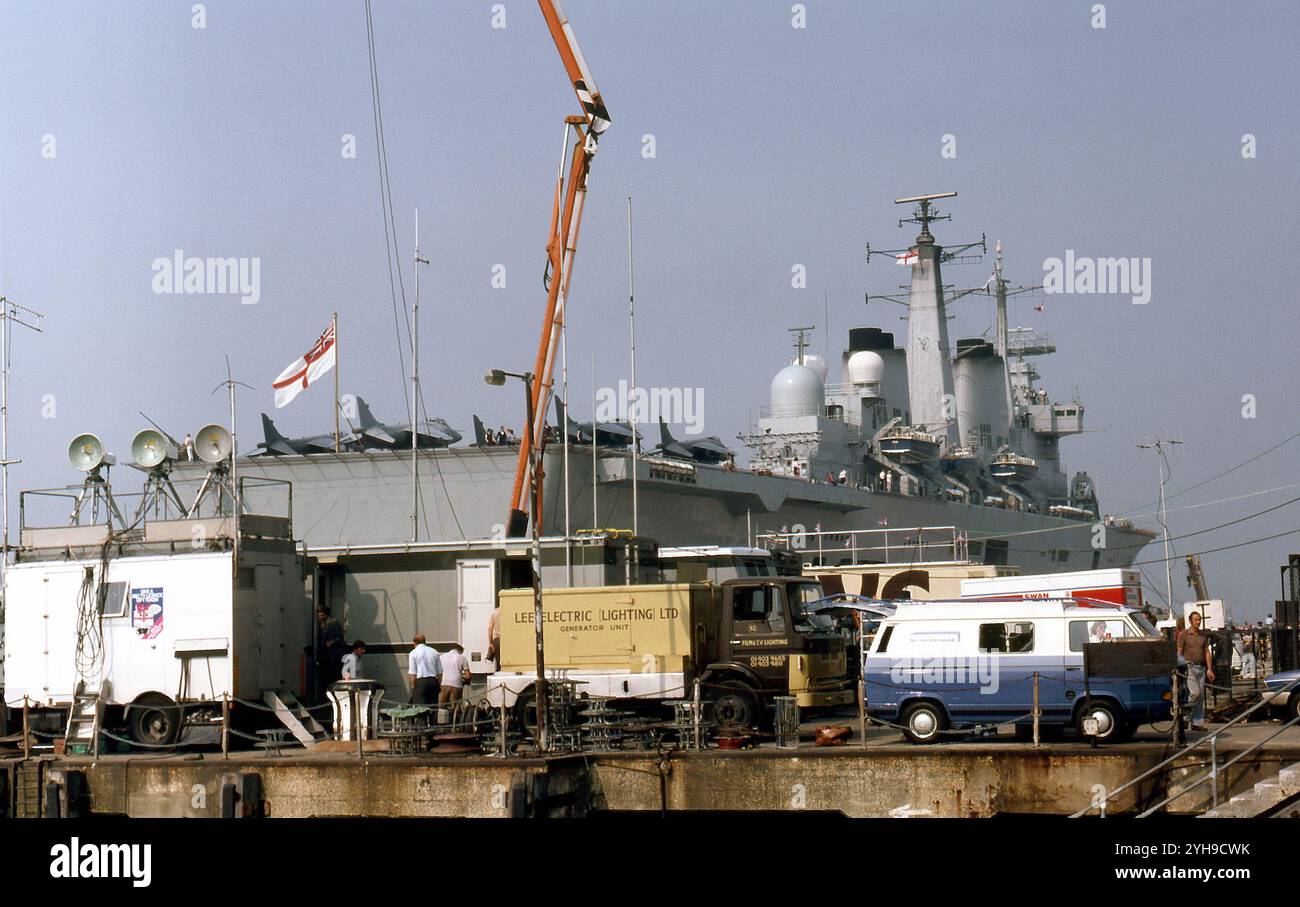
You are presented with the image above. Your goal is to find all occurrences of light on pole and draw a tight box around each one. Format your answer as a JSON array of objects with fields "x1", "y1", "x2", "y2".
[{"x1": 485, "y1": 368, "x2": 548, "y2": 751}]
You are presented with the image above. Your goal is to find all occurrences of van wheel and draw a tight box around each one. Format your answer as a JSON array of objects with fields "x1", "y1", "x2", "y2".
[
  {"x1": 1076, "y1": 700, "x2": 1123, "y2": 742},
  {"x1": 901, "y1": 701, "x2": 946, "y2": 744},
  {"x1": 709, "y1": 686, "x2": 759, "y2": 730},
  {"x1": 129, "y1": 694, "x2": 181, "y2": 747}
]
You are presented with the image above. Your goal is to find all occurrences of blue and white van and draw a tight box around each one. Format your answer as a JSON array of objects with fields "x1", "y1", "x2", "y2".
[{"x1": 863, "y1": 600, "x2": 1172, "y2": 743}]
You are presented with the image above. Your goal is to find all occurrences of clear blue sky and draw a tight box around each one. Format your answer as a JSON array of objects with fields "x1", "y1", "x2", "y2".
[{"x1": 2, "y1": 1, "x2": 1298, "y2": 618}]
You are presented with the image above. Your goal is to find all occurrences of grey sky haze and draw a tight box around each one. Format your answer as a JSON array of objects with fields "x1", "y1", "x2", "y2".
[{"x1": 2, "y1": 0, "x2": 1298, "y2": 618}]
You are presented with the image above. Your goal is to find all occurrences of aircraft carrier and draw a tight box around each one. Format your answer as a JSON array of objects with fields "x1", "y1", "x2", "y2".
[{"x1": 211, "y1": 193, "x2": 1155, "y2": 575}]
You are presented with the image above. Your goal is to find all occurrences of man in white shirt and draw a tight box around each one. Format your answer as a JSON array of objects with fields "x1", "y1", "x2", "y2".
[
  {"x1": 340, "y1": 640, "x2": 367, "y2": 680},
  {"x1": 439, "y1": 643, "x2": 470, "y2": 703},
  {"x1": 408, "y1": 634, "x2": 442, "y2": 704}
]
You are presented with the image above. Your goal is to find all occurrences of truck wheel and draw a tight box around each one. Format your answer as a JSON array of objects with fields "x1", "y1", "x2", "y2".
[
  {"x1": 709, "y1": 687, "x2": 758, "y2": 729},
  {"x1": 1076, "y1": 700, "x2": 1123, "y2": 742},
  {"x1": 901, "y1": 701, "x2": 946, "y2": 744},
  {"x1": 129, "y1": 694, "x2": 181, "y2": 747}
]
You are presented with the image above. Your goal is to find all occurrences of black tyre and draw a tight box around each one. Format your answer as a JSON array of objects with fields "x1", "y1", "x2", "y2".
[
  {"x1": 129, "y1": 694, "x2": 181, "y2": 747},
  {"x1": 709, "y1": 686, "x2": 759, "y2": 730},
  {"x1": 1075, "y1": 699, "x2": 1124, "y2": 742},
  {"x1": 513, "y1": 688, "x2": 538, "y2": 735},
  {"x1": 901, "y1": 700, "x2": 946, "y2": 744}
]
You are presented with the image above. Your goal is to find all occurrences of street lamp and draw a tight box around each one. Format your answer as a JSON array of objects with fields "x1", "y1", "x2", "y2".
[{"x1": 485, "y1": 367, "x2": 549, "y2": 751}]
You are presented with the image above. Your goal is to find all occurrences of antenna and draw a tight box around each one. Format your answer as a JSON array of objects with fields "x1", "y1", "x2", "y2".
[
  {"x1": 894, "y1": 191, "x2": 957, "y2": 240},
  {"x1": 412, "y1": 209, "x2": 429, "y2": 543},
  {"x1": 1137, "y1": 434, "x2": 1184, "y2": 616},
  {"x1": 787, "y1": 326, "x2": 816, "y2": 365},
  {"x1": 865, "y1": 192, "x2": 985, "y2": 265},
  {"x1": 0, "y1": 298, "x2": 43, "y2": 575},
  {"x1": 627, "y1": 194, "x2": 639, "y2": 539}
]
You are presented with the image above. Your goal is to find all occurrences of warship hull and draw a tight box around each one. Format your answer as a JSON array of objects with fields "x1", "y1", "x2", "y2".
[{"x1": 216, "y1": 446, "x2": 1152, "y2": 574}]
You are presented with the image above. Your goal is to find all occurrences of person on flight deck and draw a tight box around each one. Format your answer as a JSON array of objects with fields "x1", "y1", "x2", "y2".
[{"x1": 341, "y1": 640, "x2": 367, "y2": 680}]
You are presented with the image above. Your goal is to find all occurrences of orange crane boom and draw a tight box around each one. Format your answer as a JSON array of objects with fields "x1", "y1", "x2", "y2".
[{"x1": 507, "y1": 0, "x2": 611, "y2": 535}]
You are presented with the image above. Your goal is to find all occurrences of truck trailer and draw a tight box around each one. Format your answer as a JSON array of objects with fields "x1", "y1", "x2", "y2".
[{"x1": 488, "y1": 577, "x2": 855, "y2": 728}]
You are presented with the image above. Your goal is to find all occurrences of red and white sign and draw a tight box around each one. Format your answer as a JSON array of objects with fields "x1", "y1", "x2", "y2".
[
  {"x1": 960, "y1": 569, "x2": 1144, "y2": 610},
  {"x1": 272, "y1": 320, "x2": 336, "y2": 408}
]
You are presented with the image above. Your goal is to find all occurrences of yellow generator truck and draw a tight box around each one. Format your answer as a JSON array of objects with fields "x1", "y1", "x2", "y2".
[{"x1": 488, "y1": 578, "x2": 855, "y2": 729}]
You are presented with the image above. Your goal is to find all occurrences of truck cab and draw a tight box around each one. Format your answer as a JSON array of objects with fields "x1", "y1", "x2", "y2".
[{"x1": 699, "y1": 578, "x2": 854, "y2": 726}]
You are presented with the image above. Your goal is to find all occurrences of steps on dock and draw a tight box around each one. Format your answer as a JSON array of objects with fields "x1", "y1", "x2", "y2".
[
  {"x1": 64, "y1": 682, "x2": 106, "y2": 755},
  {"x1": 262, "y1": 689, "x2": 326, "y2": 748},
  {"x1": 1199, "y1": 763, "x2": 1300, "y2": 818}
]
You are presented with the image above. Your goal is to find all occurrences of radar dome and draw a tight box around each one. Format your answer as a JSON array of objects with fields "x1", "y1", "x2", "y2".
[
  {"x1": 798, "y1": 353, "x2": 829, "y2": 383},
  {"x1": 770, "y1": 363, "x2": 825, "y2": 417},
  {"x1": 846, "y1": 349, "x2": 885, "y2": 390}
]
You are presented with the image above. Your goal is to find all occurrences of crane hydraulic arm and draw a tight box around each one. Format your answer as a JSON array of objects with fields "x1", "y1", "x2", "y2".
[{"x1": 507, "y1": 0, "x2": 611, "y2": 536}]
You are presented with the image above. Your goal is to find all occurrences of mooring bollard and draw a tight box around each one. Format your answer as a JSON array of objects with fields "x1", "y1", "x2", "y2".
[{"x1": 1032, "y1": 672, "x2": 1041, "y2": 747}]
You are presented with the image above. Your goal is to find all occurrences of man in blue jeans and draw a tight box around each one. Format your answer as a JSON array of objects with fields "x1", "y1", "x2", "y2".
[{"x1": 1177, "y1": 610, "x2": 1216, "y2": 732}]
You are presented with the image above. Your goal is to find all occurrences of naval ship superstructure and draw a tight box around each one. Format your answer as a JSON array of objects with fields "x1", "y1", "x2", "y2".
[{"x1": 205, "y1": 194, "x2": 1152, "y2": 577}]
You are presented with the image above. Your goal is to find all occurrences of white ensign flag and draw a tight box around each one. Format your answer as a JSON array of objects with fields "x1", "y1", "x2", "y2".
[{"x1": 273, "y1": 320, "x2": 336, "y2": 408}]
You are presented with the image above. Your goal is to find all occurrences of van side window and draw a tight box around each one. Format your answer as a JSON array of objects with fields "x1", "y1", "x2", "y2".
[
  {"x1": 979, "y1": 621, "x2": 1035, "y2": 653},
  {"x1": 1068, "y1": 619, "x2": 1131, "y2": 652}
]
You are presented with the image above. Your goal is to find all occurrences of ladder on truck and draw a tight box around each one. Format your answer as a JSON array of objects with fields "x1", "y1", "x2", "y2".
[
  {"x1": 64, "y1": 682, "x2": 106, "y2": 755},
  {"x1": 263, "y1": 689, "x2": 326, "y2": 747}
]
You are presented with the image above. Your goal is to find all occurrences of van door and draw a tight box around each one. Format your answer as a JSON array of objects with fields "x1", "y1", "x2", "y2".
[
  {"x1": 725, "y1": 583, "x2": 791, "y2": 694},
  {"x1": 457, "y1": 560, "x2": 497, "y2": 674},
  {"x1": 972, "y1": 618, "x2": 1046, "y2": 722}
]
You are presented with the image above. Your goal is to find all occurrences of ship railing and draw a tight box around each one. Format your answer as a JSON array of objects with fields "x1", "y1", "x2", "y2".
[{"x1": 755, "y1": 525, "x2": 969, "y2": 565}]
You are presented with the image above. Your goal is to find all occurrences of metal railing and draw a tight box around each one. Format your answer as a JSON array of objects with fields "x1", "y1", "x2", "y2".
[
  {"x1": 1070, "y1": 673, "x2": 1300, "y2": 817},
  {"x1": 756, "y1": 525, "x2": 969, "y2": 565}
]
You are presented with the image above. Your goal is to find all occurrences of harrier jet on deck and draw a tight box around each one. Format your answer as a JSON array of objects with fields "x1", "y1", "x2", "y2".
[
  {"x1": 345, "y1": 397, "x2": 461, "y2": 450},
  {"x1": 554, "y1": 399, "x2": 639, "y2": 447},
  {"x1": 254, "y1": 414, "x2": 342, "y2": 456},
  {"x1": 655, "y1": 418, "x2": 732, "y2": 464}
]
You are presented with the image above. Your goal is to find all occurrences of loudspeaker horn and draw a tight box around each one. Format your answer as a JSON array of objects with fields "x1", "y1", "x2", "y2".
[
  {"x1": 131, "y1": 429, "x2": 177, "y2": 469},
  {"x1": 194, "y1": 423, "x2": 233, "y2": 464},
  {"x1": 68, "y1": 433, "x2": 115, "y2": 471}
]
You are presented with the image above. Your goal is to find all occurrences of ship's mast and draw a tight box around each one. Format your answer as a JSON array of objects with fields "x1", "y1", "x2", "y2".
[{"x1": 0, "y1": 298, "x2": 44, "y2": 581}]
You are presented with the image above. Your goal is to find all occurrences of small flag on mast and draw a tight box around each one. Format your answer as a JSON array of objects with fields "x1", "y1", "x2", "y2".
[
  {"x1": 896, "y1": 248, "x2": 919, "y2": 266},
  {"x1": 273, "y1": 319, "x2": 337, "y2": 408}
]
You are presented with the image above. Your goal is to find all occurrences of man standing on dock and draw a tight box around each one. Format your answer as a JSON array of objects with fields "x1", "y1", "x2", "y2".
[
  {"x1": 408, "y1": 635, "x2": 442, "y2": 705},
  {"x1": 1178, "y1": 610, "x2": 1216, "y2": 732}
]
